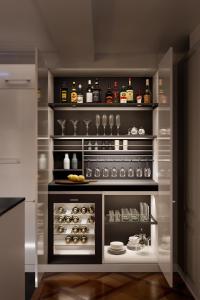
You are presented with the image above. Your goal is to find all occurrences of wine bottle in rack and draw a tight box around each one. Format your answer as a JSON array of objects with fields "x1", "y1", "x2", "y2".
[
  {"x1": 80, "y1": 235, "x2": 88, "y2": 243},
  {"x1": 126, "y1": 77, "x2": 134, "y2": 102},
  {"x1": 143, "y1": 79, "x2": 151, "y2": 104}
]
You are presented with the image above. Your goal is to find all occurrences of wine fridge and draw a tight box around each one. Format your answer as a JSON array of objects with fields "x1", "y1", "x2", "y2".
[{"x1": 48, "y1": 193, "x2": 102, "y2": 264}]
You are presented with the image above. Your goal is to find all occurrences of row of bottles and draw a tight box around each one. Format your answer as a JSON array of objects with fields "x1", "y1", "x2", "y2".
[
  {"x1": 63, "y1": 153, "x2": 78, "y2": 170},
  {"x1": 56, "y1": 215, "x2": 95, "y2": 224},
  {"x1": 56, "y1": 206, "x2": 95, "y2": 214},
  {"x1": 60, "y1": 78, "x2": 152, "y2": 104}
]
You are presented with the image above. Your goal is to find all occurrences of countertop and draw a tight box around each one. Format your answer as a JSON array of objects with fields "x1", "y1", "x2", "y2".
[
  {"x1": 48, "y1": 179, "x2": 158, "y2": 191},
  {"x1": 0, "y1": 197, "x2": 25, "y2": 217}
]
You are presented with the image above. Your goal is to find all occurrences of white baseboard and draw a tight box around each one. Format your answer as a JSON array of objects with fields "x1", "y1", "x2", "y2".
[{"x1": 176, "y1": 264, "x2": 199, "y2": 300}]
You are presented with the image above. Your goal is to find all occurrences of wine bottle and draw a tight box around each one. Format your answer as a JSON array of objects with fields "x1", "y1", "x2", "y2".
[
  {"x1": 60, "y1": 82, "x2": 68, "y2": 102},
  {"x1": 113, "y1": 81, "x2": 119, "y2": 103},
  {"x1": 126, "y1": 77, "x2": 134, "y2": 102},
  {"x1": 70, "y1": 82, "x2": 78, "y2": 103},
  {"x1": 143, "y1": 79, "x2": 151, "y2": 104},
  {"x1": 93, "y1": 78, "x2": 101, "y2": 103},
  {"x1": 86, "y1": 80, "x2": 93, "y2": 103},
  {"x1": 71, "y1": 153, "x2": 78, "y2": 169},
  {"x1": 105, "y1": 83, "x2": 113, "y2": 104},
  {"x1": 77, "y1": 83, "x2": 84, "y2": 103},
  {"x1": 120, "y1": 86, "x2": 127, "y2": 103}
]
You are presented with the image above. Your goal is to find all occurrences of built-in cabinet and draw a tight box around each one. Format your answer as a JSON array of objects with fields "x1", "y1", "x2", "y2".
[{"x1": 36, "y1": 48, "x2": 173, "y2": 287}]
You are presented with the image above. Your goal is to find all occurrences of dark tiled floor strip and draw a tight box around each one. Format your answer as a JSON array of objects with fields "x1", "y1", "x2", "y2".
[{"x1": 29, "y1": 272, "x2": 195, "y2": 300}]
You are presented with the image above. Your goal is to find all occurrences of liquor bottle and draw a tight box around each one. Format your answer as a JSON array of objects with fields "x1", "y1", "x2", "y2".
[
  {"x1": 105, "y1": 83, "x2": 113, "y2": 104},
  {"x1": 113, "y1": 81, "x2": 119, "y2": 103},
  {"x1": 70, "y1": 81, "x2": 78, "y2": 103},
  {"x1": 71, "y1": 153, "x2": 78, "y2": 169},
  {"x1": 136, "y1": 89, "x2": 143, "y2": 104},
  {"x1": 86, "y1": 80, "x2": 93, "y2": 103},
  {"x1": 93, "y1": 78, "x2": 101, "y2": 103},
  {"x1": 120, "y1": 85, "x2": 127, "y2": 103},
  {"x1": 77, "y1": 83, "x2": 84, "y2": 103},
  {"x1": 126, "y1": 77, "x2": 134, "y2": 102},
  {"x1": 143, "y1": 79, "x2": 151, "y2": 104},
  {"x1": 63, "y1": 153, "x2": 70, "y2": 170},
  {"x1": 60, "y1": 82, "x2": 68, "y2": 103}
]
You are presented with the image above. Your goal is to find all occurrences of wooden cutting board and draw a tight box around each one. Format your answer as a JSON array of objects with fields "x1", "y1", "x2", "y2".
[{"x1": 54, "y1": 179, "x2": 97, "y2": 185}]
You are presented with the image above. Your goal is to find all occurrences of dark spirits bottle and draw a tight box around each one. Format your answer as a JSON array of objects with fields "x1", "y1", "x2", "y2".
[
  {"x1": 143, "y1": 79, "x2": 151, "y2": 104},
  {"x1": 93, "y1": 78, "x2": 101, "y2": 103},
  {"x1": 70, "y1": 82, "x2": 78, "y2": 104},
  {"x1": 126, "y1": 77, "x2": 134, "y2": 102},
  {"x1": 105, "y1": 83, "x2": 113, "y2": 104},
  {"x1": 77, "y1": 83, "x2": 84, "y2": 103},
  {"x1": 113, "y1": 81, "x2": 119, "y2": 103},
  {"x1": 60, "y1": 82, "x2": 68, "y2": 102},
  {"x1": 120, "y1": 85, "x2": 127, "y2": 103}
]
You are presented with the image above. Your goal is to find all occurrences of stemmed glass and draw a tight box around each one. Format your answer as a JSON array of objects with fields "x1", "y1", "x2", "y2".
[
  {"x1": 116, "y1": 114, "x2": 120, "y2": 136},
  {"x1": 109, "y1": 114, "x2": 114, "y2": 135},
  {"x1": 95, "y1": 114, "x2": 101, "y2": 136},
  {"x1": 57, "y1": 119, "x2": 66, "y2": 136},
  {"x1": 83, "y1": 119, "x2": 92, "y2": 136},
  {"x1": 102, "y1": 114, "x2": 107, "y2": 136},
  {"x1": 70, "y1": 119, "x2": 79, "y2": 136}
]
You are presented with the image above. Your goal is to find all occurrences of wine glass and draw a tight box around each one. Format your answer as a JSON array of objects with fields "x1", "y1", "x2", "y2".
[
  {"x1": 116, "y1": 114, "x2": 120, "y2": 136},
  {"x1": 95, "y1": 114, "x2": 101, "y2": 136},
  {"x1": 57, "y1": 119, "x2": 66, "y2": 136},
  {"x1": 109, "y1": 114, "x2": 114, "y2": 135},
  {"x1": 70, "y1": 119, "x2": 79, "y2": 136},
  {"x1": 102, "y1": 114, "x2": 107, "y2": 136},
  {"x1": 83, "y1": 119, "x2": 92, "y2": 136}
]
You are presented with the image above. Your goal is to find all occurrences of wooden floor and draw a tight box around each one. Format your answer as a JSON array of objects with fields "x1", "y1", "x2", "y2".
[{"x1": 31, "y1": 272, "x2": 194, "y2": 300}]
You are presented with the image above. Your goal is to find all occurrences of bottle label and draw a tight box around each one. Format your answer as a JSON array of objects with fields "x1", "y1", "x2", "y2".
[
  {"x1": 61, "y1": 90, "x2": 67, "y2": 101},
  {"x1": 126, "y1": 90, "x2": 133, "y2": 101},
  {"x1": 106, "y1": 96, "x2": 113, "y2": 103},
  {"x1": 77, "y1": 95, "x2": 83, "y2": 103},
  {"x1": 71, "y1": 92, "x2": 78, "y2": 103},
  {"x1": 136, "y1": 95, "x2": 142, "y2": 104},
  {"x1": 120, "y1": 92, "x2": 127, "y2": 103},
  {"x1": 93, "y1": 91, "x2": 100, "y2": 103},
  {"x1": 86, "y1": 92, "x2": 93, "y2": 103}
]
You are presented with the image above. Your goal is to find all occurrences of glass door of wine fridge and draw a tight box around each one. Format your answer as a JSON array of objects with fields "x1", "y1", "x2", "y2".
[{"x1": 48, "y1": 193, "x2": 102, "y2": 264}]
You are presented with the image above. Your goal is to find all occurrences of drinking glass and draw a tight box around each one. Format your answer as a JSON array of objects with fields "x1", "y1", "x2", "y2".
[
  {"x1": 57, "y1": 119, "x2": 66, "y2": 136},
  {"x1": 144, "y1": 163, "x2": 152, "y2": 178},
  {"x1": 128, "y1": 167, "x2": 134, "y2": 178},
  {"x1": 102, "y1": 167, "x2": 109, "y2": 177},
  {"x1": 70, "y1": 119, "x2": 79, "y2": 136},
  {"x1": 116, "y1": 114, "x2": 120, "y2": 136},
  {"x1": 85, "y1": 168, "x2": 92, "y2": 178},
  {"x1": 94, "y1": 167, "x2": 101, "y2": 178},
  {"x1": 111, "y1": 167, "x2": 118, "y2": 177},
  {"x1": 120, "y1": 167, "x2": 126, "y2": 177},
  {"x1": 102, "y1": 114, "x2": 107, "y2": 136},
  {"x1": 95, "y1": 114, "x2": 101, "y2": 136},
  {"x1": 109, "y1": 114, "x2": 114, "y2": 135},
  {"x1": 136, "y1": 164, "x2": 143, "y2": 178},
  {"x1": 83, "y1": 119, "x2": 92, "y2": 136}
]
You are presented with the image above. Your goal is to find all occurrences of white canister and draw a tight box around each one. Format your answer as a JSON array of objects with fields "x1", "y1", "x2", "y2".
[
  {"x1": 114, "y1": 139, "x2": 120, "y2": 151},
  {"x1": 38, "y1": 153, "x2": 47, "y2": 170},
  {"x1": 64, "y1": 153, "x2": 70, "y2": 169},
  {"x1": 123, "y1": 140, "x2": 128, "y2": 150}
]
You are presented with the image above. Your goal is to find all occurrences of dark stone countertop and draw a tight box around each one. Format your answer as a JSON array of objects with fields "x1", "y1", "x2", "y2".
[{"x1": 0, "y1": 197, "x2": 25, "y2": 217}]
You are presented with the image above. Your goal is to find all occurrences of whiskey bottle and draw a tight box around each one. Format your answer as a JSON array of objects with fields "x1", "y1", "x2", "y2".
[
  {"x1": 105, "y1": 83, "x2": 113, "y2": 104},
  {"x1": 93, "y1": 78, "x2": 101, "y2": 103},
  {"x1": 143, "y1": 79, "x2": 151, "y2": 104},
  {"x1": 60, "y1": 82, "x2": 68, "y2": 103},
  {"x1": 70, "y1": 82, "x2": 78, "y2": 103},
  {"x1": 126, "y1": 77, "x2": 134, "y2": 102},
  {"x1": 113, "y1": 81, "x2": 119, "y2": 103},
  {"x1": 120, "y1": 86, "x2": 127, "y2": 103},
  {"x1": 77, "y1": 83, "x2": 84, "y2": 103},
  {"x1": 86, "y1": 80, "x2": 93, "y2": 103}
]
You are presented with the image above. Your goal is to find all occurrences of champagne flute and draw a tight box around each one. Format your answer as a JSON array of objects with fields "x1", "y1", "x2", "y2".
[
  {"x1": 57, "y1": 119, "x2": 66, "y2": 136},
  {"x1": 116, "y1": 114, "x2": 120, "y2": 136},
  {"x1": 83, "y1": 119, "x2": 92, "y2": 136},
  {"x1": 95, "y1": 114, "x2": 101, "y2": 136},
  {"x1": 102, "y1": 114, "x2": 107, "y2": 136},
  {"x1": 70, "y1": 119, "x2": 79, "y2": 136},
  {"x1": 109, "y1": 114, "x2": 114, "y2": 135}
]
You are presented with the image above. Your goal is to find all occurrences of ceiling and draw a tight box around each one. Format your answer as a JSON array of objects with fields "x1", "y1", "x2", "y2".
[{"x1": 0, "y1": 0, "x2": 200, "y2": 68}]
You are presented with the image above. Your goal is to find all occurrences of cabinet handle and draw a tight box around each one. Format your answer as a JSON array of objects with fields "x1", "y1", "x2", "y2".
[
  {"x1": 5, "y1": 79, "x2": 31, "y2": 85},
  {"x1": 0, "y1": 158, "x2": 20, "y2": 164}
]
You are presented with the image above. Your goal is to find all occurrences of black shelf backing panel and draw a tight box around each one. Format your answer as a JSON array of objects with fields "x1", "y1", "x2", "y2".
[
  {"x1": 54, "y1": 110, "x2": 152, "y2": 136},
  {"x1": 104, "y1": 195, "x2": 151, "y2": 245},
  {"x1": 53, "y1": 152, "x2": 82, "y2": 170},
  {"x1": 54, "y1": 76, "x2": 153, "y2": 104}
]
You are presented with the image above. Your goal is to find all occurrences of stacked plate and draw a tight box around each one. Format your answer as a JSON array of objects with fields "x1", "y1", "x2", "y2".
[{"x1": 108, "y1": 241, "x2": 126, "y2": 255}]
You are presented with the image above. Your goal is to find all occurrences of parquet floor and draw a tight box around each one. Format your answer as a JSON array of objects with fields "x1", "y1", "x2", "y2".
[{"x1": 31, "y1": 272, "x2": 194, "y2": 300}]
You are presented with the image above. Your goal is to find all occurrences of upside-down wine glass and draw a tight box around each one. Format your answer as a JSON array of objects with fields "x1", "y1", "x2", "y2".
[
  {"x1": 95, "y1": 114, "x2": 101, "y2": 136},
  {"x1": 57, "y1": 119, "x2": 66, "y2": 136},
  {"x1": 116, "y1": 114, "x2": 120, "y2": 136},
  {"x1": 109, "y1": 114, "x2": 114, "y2": 135},
  {"x1": 70, "y1": 119, "x2": 79, "y2": 136}
]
